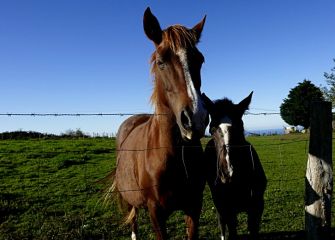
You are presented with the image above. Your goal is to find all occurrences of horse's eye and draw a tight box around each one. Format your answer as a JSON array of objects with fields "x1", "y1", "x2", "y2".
[{"x1": 156, "y1": 58, "x2": 165, "y2": 70}]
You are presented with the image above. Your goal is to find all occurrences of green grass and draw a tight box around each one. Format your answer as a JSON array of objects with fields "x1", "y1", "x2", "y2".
[{"x1": 0, "y1": 135, "x2": 334, "y2": 239}]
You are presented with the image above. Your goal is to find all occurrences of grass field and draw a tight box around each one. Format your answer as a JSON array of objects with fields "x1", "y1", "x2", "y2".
[{"x1": 0, "y1": 134, "x2": 334, "y2": 239}]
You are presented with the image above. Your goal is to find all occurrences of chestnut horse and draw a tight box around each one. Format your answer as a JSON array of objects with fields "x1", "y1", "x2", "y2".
[
  {"x1": 203, "y1": 92, "x2": 267, "y2": 240},
  {"x1": 110, "y1": 8, "x2": 208, "y2": 240}
]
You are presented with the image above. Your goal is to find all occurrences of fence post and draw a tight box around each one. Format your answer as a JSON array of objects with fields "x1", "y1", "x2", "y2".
[{"x1": 305, "y1": 101, "x2": 333, "y2": 240}]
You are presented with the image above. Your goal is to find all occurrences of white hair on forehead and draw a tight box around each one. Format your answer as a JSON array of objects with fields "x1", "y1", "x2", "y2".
[
  {"x1": 176, "y1": 48, "x2": 207, "y2": 135},
  {"x1": 219, "y1": 118, "x2": 232, "y2": 147},
  {"x1": 219, "y1": 118, "x2": 234, "y2": 178},
  {"x1": 176, "y1": 48, "x2": 198, "y2": 110}
]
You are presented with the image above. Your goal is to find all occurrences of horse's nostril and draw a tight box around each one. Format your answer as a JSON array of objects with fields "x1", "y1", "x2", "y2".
[{"x1": 181, "y1": 109, "x2": 192, "y2": 130}]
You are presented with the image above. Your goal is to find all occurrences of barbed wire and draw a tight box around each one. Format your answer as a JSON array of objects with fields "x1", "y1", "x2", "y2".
[
  {"x1": 0, "y1": 111, "x2": 280, "y2": 117},
  {"x1": 0, "y1": 138, "x2": 312, "y2": 155},
  {"x1": 0, "y1": 127, "x2": 320, "y2": 195},
  {"x1": 0, "y1": 113, "x2": 160, "y2": 117},
  {"x1": 0, "y1": 138, "x2": 311, "y2": 193},
  {"x1": 245, "y1": 111, "x2": 280, "y2": 115}
]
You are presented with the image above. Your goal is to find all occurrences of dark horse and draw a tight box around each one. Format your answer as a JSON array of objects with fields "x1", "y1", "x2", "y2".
[
  {"x1": 203, "y1": 92, "x2": 267, "y2": 240},
  {"x1": 109, "y1": 8, "x2": 208, "y2": 240}
]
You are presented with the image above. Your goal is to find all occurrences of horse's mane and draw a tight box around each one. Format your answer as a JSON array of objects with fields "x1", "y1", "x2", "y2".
[
  {"x1": 214, "y1": 98, "x2": 234, "y2": 111},
  {"x1": 150, "y1": 25, "x2": 199, "y2": 108},
  {"x1": 162, "y1": 25, "x2": 198, "y2": 52}
]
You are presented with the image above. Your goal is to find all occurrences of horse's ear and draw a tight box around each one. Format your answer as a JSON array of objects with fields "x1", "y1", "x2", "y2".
[
  {"x1": 192, "y1": 15, "x2": 206, "y2": 42},
  {"x1": 201, "y1": 93, "x2": 214, "y2": 113},
  {"x1": 143, "y1": 7, "x2": 162, "y2": 45},
  {"x1": 238, "y1": 91, "x2": 253, "y2": 114}
]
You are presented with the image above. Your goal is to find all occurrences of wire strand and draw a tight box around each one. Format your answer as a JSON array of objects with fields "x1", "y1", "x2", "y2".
[{"x1": 0, "y1": 111, "x2": 279, "y2": 117}]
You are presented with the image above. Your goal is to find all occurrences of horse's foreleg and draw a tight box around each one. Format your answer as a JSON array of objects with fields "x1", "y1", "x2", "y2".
[
  {"x1": 125, "y1": 205, "x2": 138, "y2": 240},
  {"x1": 147, "y1": 200, "x2": 167, "y2": 240},
  {"x1": 217, "y1": 211, "x2": 237, "y2": 240},
  {"x1": 226, "y1": 213, "x2": 238, "y2": 240},
  {"x1": 247, "y1": 198, "x2": 264, "y2": 240},
  {"x1": 184, "y1": 202, "x2": 203, "y2": 240},
  {"x1": 216, "y1": 211, "x2": 226, "y2": 240},
  {"x1": 130, "y1": 208, "x2": 138, "y2": 240},
  {"x1": 184, "y1": 213, "x2": 200, "y2": 240}
]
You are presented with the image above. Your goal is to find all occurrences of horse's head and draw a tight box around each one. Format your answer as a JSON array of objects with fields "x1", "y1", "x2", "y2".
[
  {"x1": 203, "y1": 92, "x2": 253, "y2": 183},
  {"x1": 143, "y1": 7, "x2": 208, "y2": 141}
]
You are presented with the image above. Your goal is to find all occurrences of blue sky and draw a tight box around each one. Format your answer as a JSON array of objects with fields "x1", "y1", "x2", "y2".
[{"x1": 0, "y1": 0, "x2": 334, "y2": 135}]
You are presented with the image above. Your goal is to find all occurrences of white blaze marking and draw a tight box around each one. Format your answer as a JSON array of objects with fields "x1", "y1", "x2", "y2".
[
  {"x1": 176, "y1": 49, "x2": 207, "y2": 135},
  {"x1": 219, "y1": 117, "x2": 233, "y2": 177},
  {"x1": 219, "y1": 121, "x2": 231, "y2": 147},
  {"x1": 176, "y1": 49, "x2": 198, "y2": 110}
]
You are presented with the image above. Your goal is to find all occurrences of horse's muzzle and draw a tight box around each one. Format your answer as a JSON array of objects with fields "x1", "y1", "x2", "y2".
[{"x1": 180, "y1": 109, "x2": 193, "y2": 140}]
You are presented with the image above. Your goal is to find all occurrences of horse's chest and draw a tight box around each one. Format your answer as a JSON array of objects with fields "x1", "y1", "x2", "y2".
[
  {"x1": 155, "y1": 151, "x2": 204, "y2": 205},
  {"x1": 162, "y1": 155, "x2": 199, "y2": 187}
]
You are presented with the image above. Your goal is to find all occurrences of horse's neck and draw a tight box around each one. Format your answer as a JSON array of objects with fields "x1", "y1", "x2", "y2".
[
  {"x1": 231, "y1": 133, "x2": 247, "y2": 146},
  {"x1": 152, "y1": 105, "x2": 179, "y2": 147}
]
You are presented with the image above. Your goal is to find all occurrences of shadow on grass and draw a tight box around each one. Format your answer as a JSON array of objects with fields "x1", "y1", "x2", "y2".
[
  {"x1": 0, "y1": 192, "x2": 27, "y2": 223},
  {"x1": 57, "y1": 157, "x2": 89, "y2": 169},
  {"x1": 235, "y1": 228, "x2": 335, "y2": 240}
]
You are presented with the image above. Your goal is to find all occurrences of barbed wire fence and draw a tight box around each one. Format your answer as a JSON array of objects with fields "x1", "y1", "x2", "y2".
[
  {"x1": 0, "y1": 110, "x2": 281, "y2": 117},
  {"x1": 0, "y1": 110, "x2": 283, "y2": 138},
  {"x1": 0, "y1": 112, "x2": 334, "y2": 239}
]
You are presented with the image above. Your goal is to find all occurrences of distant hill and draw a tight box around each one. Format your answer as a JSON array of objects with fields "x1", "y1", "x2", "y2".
[
  {"x1": 0, "y1": 130, "x2": 92, "y2": 140},
  {"x1": 0, "y1": 131, "x2": 57, "y2": 140}
]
